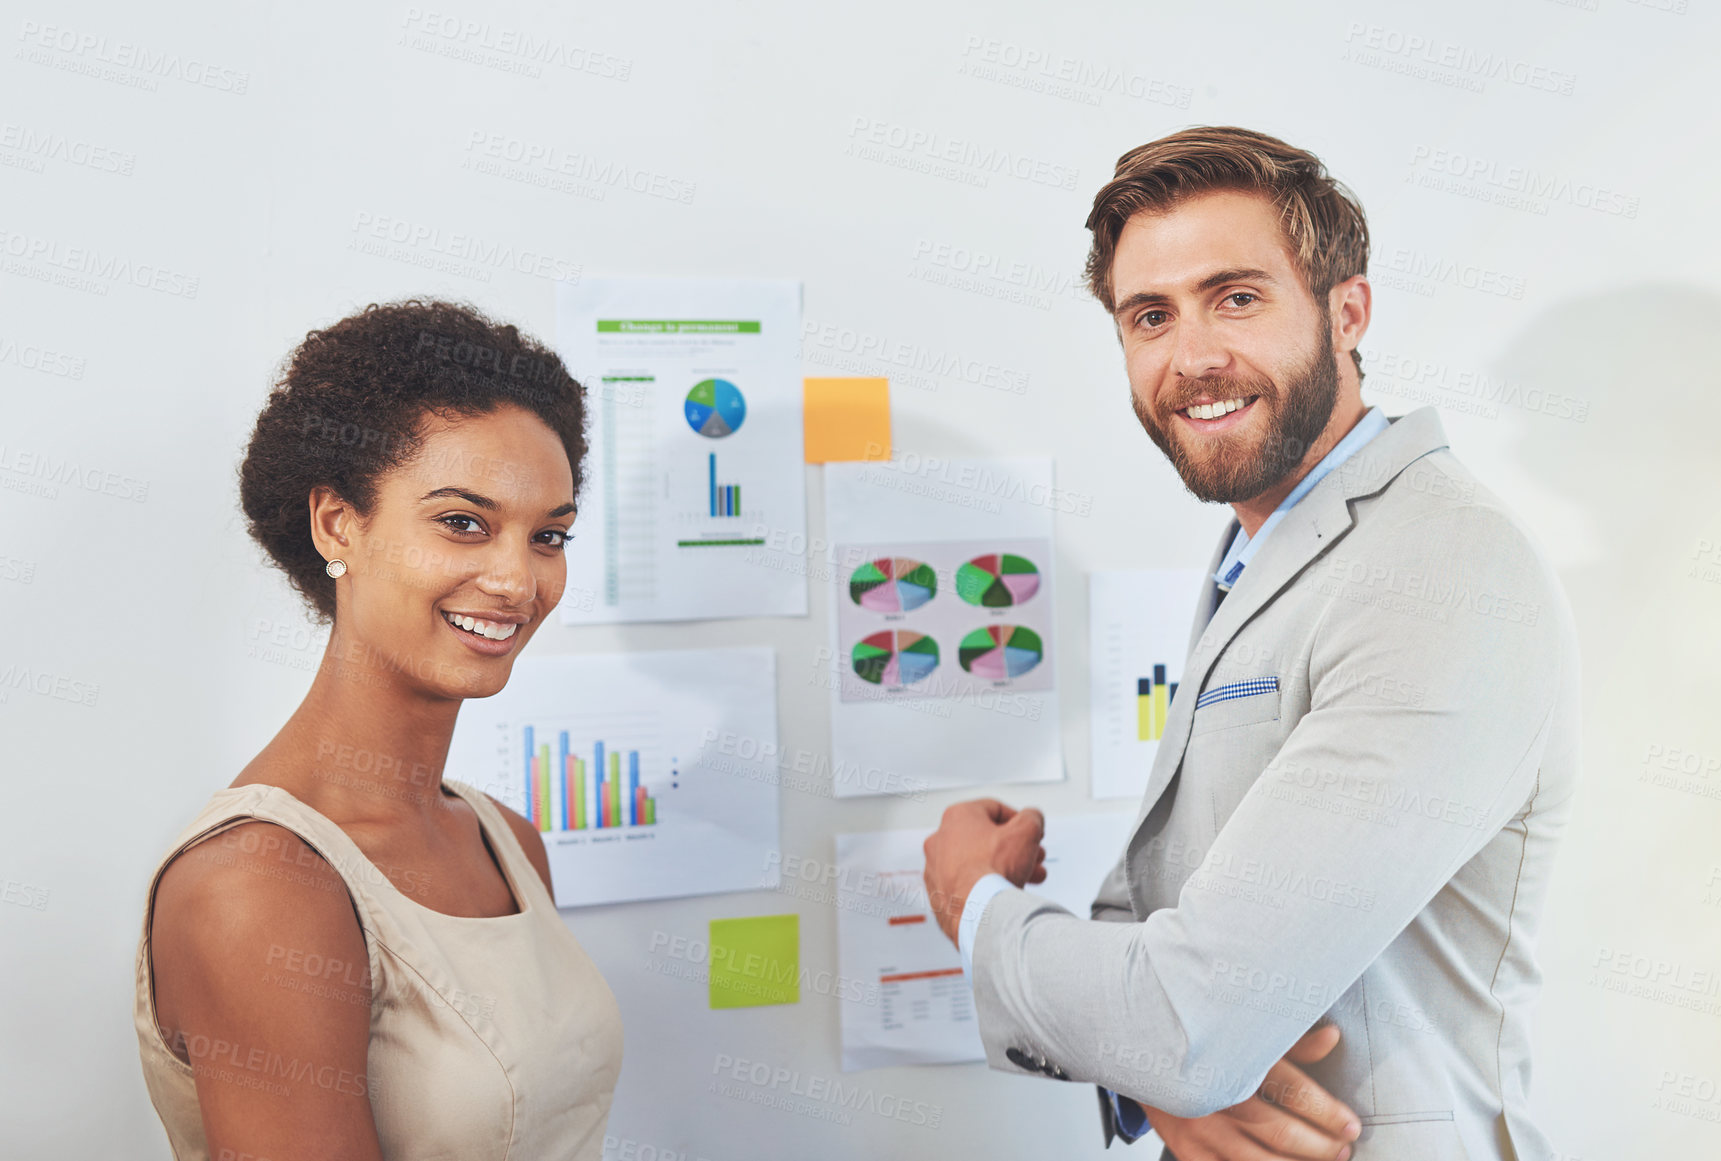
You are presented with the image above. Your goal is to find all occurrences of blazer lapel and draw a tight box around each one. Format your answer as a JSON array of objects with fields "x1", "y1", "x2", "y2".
[
  {"x1": 1121, "y1": 407, "x2": 1453, "y2": 886},
  {"x1": 1185, "y1": 516, "x2": 1237, "y2": 662},
  {"x1": 1115, "y1": 518, "x2": 1229, "y2": 839},
  {"x1": 1122, "y1": 488, "x2": 1355, "y2": 855}
]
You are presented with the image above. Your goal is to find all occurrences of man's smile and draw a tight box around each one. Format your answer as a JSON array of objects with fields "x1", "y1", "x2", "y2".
[{"x1": 1174, "y1": 394, "x2": 1261, "y2": 432}]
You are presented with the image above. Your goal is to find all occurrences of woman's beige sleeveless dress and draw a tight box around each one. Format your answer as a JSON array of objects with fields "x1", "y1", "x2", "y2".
[{"x1": 131, "y1": 778, "x2": 624, "y2": 1160}]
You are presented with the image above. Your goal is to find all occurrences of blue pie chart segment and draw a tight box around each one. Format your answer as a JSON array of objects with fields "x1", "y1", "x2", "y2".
[
  {"x1": 1003, "y1": 646, "x2": 1041, "y2": 677},
  {"x1": 685, "y1": 379, "x2": 746, "y2": 438}
]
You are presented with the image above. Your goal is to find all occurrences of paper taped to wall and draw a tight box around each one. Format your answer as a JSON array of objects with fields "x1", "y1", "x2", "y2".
[{"x1": 555, "y1": 277, "x2": 808, "y2": 623}]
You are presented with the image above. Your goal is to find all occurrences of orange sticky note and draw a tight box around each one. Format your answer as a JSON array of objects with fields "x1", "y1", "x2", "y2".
[{"x1": 803, "y1": 377, "x2": 891, "y2": 463}]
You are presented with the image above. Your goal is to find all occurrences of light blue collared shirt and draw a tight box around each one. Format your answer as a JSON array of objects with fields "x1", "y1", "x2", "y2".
[
  {"x1": 958, "y1": 405, "x2": 1392, "y2": 1143},
  {"x1": 1213, "y1": 406, "x2": 1390, "y2": 591}
]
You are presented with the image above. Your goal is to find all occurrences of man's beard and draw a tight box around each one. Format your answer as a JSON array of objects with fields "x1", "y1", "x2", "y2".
[{"x1": 1131, "y1": 325, "x2": 1340, "y2": 504}]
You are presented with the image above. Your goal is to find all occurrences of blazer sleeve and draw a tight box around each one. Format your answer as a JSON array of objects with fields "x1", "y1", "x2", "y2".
[
  {"x1": 1090, "y1": 848, "x2": 1135, "y2": 924},
  {"x1": 1090, "y1": 851, "x2": 1138, "y2": 1146},
  {"x1": 968, "y1": 506, "x2": 1572, "y2": 1118}
]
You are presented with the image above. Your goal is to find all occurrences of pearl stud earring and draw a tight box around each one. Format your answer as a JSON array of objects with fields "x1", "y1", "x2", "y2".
[{"x1": 325, "y1": 558, "x2": 348, "y2": 578}]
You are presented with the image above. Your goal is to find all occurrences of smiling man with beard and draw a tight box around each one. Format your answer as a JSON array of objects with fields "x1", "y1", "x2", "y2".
[{"x1": 923, "y1": 127, "x2": 1581, "y2": 1160}]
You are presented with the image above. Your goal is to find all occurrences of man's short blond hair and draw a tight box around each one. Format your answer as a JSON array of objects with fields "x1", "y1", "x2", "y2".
[{"x1": 1084, "y1": 126, "x2": 1370, "y2": 375}]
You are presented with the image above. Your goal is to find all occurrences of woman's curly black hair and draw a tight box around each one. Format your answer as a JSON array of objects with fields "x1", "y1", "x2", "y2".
[{"x1": 239, "y1": 299, "x2": 588, "y2": 624}]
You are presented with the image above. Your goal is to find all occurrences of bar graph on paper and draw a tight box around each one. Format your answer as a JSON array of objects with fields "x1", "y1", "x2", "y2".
[
  {"x1": 707, "y1": 453, "x2": 741, "y2": 518},
  {"x1": 445, "y1": 647, "x2": 782, "y2": 908},
  {"x1": 516, "y1": 722, "x2": 671, "y2": 832},
  {"x1": 1089, "y1": 568, "x2": 1205, "y2": 801},
  {"x1": 520, "y1": 716, "x2": 674, "y2": 833},
  {"x1": 1136, "y1": 665, "x2": 1179, "y2": 742}
]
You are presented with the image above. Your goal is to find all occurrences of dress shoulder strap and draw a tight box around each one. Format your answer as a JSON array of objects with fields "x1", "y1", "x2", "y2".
[{"x1": 444, "y1": 779, "x2": 556, "y2": 912}]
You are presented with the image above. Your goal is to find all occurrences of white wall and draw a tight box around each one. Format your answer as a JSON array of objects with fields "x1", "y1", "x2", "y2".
[{"x1": 3, "y1": 1, "x2": 1718, "y2": 1157}]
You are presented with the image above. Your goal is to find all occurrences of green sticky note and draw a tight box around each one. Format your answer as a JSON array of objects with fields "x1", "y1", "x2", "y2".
[{"x1": 708, "y1": 914, "x2": 800, "y2": 1009}]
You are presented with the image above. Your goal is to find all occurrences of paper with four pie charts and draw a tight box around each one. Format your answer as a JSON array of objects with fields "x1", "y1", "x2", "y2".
[
  {"x1": 835, "y1": 536, "x2": 1055, "y2": 703},
  {"x1": 821, "y1": 457, "x2": 1063, "y2": 798}
]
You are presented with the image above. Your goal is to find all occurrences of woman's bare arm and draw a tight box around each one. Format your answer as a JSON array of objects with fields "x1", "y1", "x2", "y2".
[{"x1": 151, "y1": 820, "x2": 383, "y2": 1161}]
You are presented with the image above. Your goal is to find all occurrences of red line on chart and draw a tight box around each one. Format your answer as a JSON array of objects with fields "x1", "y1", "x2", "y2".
[{"x1": 879, "y1": 967, "x2": 966, "y2": 984}]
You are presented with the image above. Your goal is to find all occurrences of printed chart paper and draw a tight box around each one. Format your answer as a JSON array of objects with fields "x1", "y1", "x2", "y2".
[
  {"x1": 1089, "y1": 569, "x2": 1206, "y2": 801},
  {"x1": 821, "y1": 457, "x2": 1064, "y2": 798},
  {"x1": 445, "y1": 647, "x2": 780, "y2": 908},
  {"x1": 835, "y1": 812, "x2": 1135, "y2": 1070},
  {"x1": 555, "y1": 277, "x2": 807, "y2": 623}
]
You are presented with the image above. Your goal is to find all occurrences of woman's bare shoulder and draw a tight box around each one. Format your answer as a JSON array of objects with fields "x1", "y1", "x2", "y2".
[
  {"x1": 151, "y1": 820, "x2": 367, "y2": 1041},
  {"x1": 154, "y1": 816, "x2": 353, "y2": 908}
]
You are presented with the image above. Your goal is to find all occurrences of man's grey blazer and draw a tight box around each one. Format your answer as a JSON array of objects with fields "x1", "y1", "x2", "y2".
[{"x1": 969, "y1": 407, "x2": 1580, "y2": 1160}]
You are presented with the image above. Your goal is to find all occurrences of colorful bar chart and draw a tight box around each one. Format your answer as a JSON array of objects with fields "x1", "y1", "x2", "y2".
[
  {"x1": 1135, "y1": 665, "x2": 1178, "y2": 741},
  {"x1": 523, "y1": 726, "x2": 661, "y2": 832},
  {"x1": 708, "y1": 453, "x2": 741, "y2": 517}
]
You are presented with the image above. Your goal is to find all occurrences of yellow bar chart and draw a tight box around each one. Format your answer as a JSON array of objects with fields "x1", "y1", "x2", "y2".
[{"x1": 1135, "y1": 665, "x2": 1178, "y2": 741}]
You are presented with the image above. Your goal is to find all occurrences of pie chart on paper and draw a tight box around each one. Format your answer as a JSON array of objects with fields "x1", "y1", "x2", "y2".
[
  {"x1": 958, "y1": 625, "x2": 1043, "y2": 680},
  {"x1": 685, "y1": 378, "x2": 746, "y2": 437},
  {"x1": 851, "y1": 630, "x2": 941, "y2": 687},
  {"x1": 849, "y1": 557, "x2": 938, "y2": 613},
  {"x1": 955, "y1": 553, "x2": 1041, "y2": 607}
]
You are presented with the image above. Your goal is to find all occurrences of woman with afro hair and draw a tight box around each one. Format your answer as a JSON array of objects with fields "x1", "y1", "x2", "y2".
[{"x1": 131, "y1": 299, "x2": 623, "y2": 1159}]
